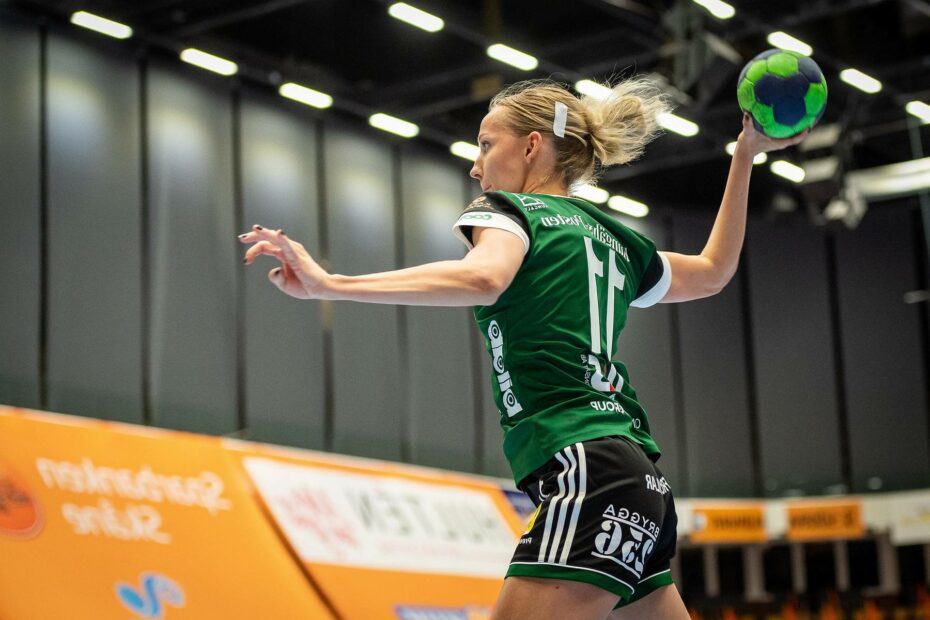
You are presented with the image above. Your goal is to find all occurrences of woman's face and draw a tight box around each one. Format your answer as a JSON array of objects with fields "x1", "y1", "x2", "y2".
[{"x1": 470, "y1": 106, "x2": 533, "y2": 193}]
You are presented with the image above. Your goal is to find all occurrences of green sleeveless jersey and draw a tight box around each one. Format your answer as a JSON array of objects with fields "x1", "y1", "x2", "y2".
[{"x1": 453, "y1": 192, "x2": 672, "y2": 484}]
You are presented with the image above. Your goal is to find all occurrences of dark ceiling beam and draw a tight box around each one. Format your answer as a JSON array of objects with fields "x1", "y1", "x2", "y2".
[
  {"x1": 189, "y1": 32, "x2": 356, "y2": 93},
  {"x1": 171, "y1": 0, "x2": 310, "y2": 37},
  {"x1": 577, "y1": 0, "x2": 662, "y2": 37},
  {"x1": 538, "y1": 25, "x2": 659, "y2": 62},
  {"x1": 601, "y1": 144, "x2": 725, "y2": 182},
  {"x1": 903, "y1": 0, "x2": 930, "y2": 19},
  {"x1": 366, "y1": 0, "x2": 579, "y2": 76},
  {"x1": 377, "y1": 62, "x2": 499, "y2": 103},
  {"x1": 406, "y1": 93, "x2": 485, "y2": 124}
]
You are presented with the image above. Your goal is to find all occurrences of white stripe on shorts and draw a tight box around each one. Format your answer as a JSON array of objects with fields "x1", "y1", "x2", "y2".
[
  {"x1": 546, "y1": 447, "x2": 578, "y2": 563},
  {"x1": 559, "y1": 443, "x2": 587, "y2": 564},
  {"x1": 537, "y1": 449, "x2": 572, "y2": 562}
]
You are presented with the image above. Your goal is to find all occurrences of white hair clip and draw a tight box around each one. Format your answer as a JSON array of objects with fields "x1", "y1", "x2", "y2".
[{"x1": 553, "y1": 101, "x2": 568, "y2": 138}]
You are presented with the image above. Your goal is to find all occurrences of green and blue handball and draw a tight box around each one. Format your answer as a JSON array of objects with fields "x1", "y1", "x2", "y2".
[{"x1": 737, "y1": 49, "x2": 828, "y2": 139}]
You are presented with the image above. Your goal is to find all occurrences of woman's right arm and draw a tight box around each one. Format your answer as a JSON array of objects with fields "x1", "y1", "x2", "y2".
[{"x1": 241, "y1": 225, "x2": 525, "y2": 307}]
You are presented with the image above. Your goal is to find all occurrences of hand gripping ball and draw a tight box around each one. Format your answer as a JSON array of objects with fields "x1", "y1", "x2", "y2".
[{"x1": 737, "y1": 49, "x2": 828, "y2": 139}]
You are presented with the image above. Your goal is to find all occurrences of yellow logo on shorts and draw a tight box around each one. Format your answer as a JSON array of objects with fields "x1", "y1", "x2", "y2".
[{"x1": 523, "y1": 504, "x2": 542, "y2": 535}]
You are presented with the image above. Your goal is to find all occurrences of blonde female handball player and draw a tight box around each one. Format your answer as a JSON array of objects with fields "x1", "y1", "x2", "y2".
[{"x1": 239, "y1": 79, "x2": 807, "y2": 620}]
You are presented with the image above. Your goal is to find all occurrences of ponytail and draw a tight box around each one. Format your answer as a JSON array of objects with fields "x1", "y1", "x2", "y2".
[{"x1": 489, "y1": 78, "x2": 671, "y2": 187}]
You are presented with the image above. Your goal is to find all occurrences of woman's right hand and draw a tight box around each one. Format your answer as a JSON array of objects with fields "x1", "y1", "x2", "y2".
[
  {"x1": 239, "y1": 226, "x2": 331, "y2": 300},
  {"x1": 735, "y1": 113, "x2": 809, "y2": 158}
]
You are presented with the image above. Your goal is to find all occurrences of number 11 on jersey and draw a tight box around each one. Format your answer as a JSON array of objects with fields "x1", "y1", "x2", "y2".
[{"x1": 584, "y1": 237, "x2": 625, "y2": 359}]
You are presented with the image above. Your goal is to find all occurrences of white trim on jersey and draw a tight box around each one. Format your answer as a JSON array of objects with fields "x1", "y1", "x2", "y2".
[
  {"x1": 452, "y1": 212, "x2": 531, "y2": 255},
  {"x1": 631, "y1": 251, "x2": 672, "y2": 308}
]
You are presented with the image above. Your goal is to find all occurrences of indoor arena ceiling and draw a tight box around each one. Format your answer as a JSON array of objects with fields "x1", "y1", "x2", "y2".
[{"x1": 6, "y1": 0, "x2": 930, "y2": 216}]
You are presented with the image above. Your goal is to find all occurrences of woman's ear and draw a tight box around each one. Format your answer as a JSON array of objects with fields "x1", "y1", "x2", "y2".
[{"x1": 525, "y1": 131, "x2": 543, "y2": 160}]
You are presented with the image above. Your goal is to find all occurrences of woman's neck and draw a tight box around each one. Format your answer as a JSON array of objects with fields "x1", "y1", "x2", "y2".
[{"x1": 522, "y1": 177, "x2": 568, "y2": 196}]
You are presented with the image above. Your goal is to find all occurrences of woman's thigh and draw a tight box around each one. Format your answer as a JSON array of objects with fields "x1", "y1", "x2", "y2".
[{"x1": 491, "y1": 576, "x2": 620, "y2": 620}]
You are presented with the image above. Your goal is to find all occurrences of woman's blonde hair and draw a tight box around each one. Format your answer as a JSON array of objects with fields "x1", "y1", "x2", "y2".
[{"x1": 489, "y1": 78, "x2": 671, "y2": 187}]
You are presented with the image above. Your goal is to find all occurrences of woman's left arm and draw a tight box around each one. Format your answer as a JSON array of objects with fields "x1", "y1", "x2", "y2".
[{"x1": 659, "y1": 114, "x2": 808, "y2": 303}]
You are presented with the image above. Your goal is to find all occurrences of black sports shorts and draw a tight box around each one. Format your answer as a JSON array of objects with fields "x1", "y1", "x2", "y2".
[{"x1": 506, "y1": 435, "x2": 677, "y2": 605}]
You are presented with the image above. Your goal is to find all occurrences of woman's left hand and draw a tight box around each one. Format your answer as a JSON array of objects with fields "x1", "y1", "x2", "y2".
[
  {"x1": 239, "y1": 226, "x2": 330, "y2": 300},
  {"x1": 736, "y1": 113, "x2": 809, "y2": 157}
]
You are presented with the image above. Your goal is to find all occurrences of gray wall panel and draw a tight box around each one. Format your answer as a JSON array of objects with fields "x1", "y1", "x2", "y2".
[
  {"x1": 835, "y1": 208, "x2": 930, "y2": 492},
  {"x1": 46, "y1": 33, "x2": 143, "y2": 423},
  {"x1": 324, "y1": 126, "x2": 403, "y2": 461},
  {"x1": 746, "y1": 219, "x2": 843, "y2": 496},
  {"x1": 674, "y1": 214, "x2": 756, "y2": 497},
  {"x1": 0, "y1": 17, "x2": 41, "y2": 409},
  {"x1": 615, "y1": 214, "x2": 682, "y2": 488},
  {"x1": 241, "y1": 92, "x2": 325, "y2": 449},
  {"x1": 147, "y1": 66, "x2": 237, "y2": 434},
  {"x1": 400, "y1": 149, "x2": 475, "y2": 471}
]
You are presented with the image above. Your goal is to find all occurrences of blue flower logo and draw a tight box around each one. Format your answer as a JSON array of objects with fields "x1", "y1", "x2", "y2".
[{"x1": 115, "y1": 572, "x2": 185, "y2": 618}]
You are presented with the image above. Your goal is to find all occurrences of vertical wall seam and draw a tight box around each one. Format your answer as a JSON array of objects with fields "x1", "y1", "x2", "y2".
[
  {"x1": 666, "y1": 213, "x2": 689, "y2": 497},
  {"x1": 393, "y1": 144, "x2": 412, "y2": 463},
  {"x1": 139, "y1": 54, "x2": 152, "y2": 426},
  {"x1": 906, "y1": 120, "x2": 930, "y2": 476},
  {"x1": 911, "y1": 206, "x2": 930, "y2": 475},
  {"x1": 738, "y1": 249, "x2": 764, "y2": 497},
  {"x1": 38, "y1": 23, "x2": 49, "y2": 411},
  {"x1": 315, "y1": 120, "x2": 335, "y2": 452},
  {"x1": 826, "y1": 231, "x2": 853, "y2": 492},
  {"x1": 232, "y1": 85, "x2": 247, "y2": 436}
]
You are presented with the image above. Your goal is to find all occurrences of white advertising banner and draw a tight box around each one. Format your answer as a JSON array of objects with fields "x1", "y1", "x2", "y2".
[
  {"x1": 243, "y1": 457, "x2": 516, "y2": 578},
  {"x1": 890, "y1": 491, "x2": 930, "y2": 545}
]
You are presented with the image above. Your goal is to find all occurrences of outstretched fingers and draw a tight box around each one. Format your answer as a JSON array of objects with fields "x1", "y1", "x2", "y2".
[
  {"x1": 242, "y1": 225, "x2": 300, "y2": 266},
  {"x1": 243, "y1": 240, "x2": 284, "y2": 265}
]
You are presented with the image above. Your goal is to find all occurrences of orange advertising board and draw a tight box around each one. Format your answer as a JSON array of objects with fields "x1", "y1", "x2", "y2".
[
  {"x1": 228, "y1": 441, "x2": 527, "y2": 620},
  {"x1": 0, "y1": 406, "x2": 335, "y2": 620},
  {"x1": 787, "y1": 500, "x2": 863, "y2": 541},
  {"x1": 690, "y1": 504, "x2": 767, "y2": 544}
]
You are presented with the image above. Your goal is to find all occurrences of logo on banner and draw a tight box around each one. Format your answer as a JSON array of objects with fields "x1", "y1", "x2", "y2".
[
  {"x1": 501, "y1": 488, "x2": 536, "y2": 519},
  {"x1": 115, "y1": 572, "x2": 185, "y2": 618},
  {"x1": 395, "y1": 605, "x2": 491, "y2": 620},
  {"x1": 244, "y1": 457, "x2": 516, "y2": 578},
  {"x1": 0, "y1": 459, "x2": 44, "y2": 539},
  {"x1": 34, "y1": 457, "x2": 232, "y2": 545},
  {"x1": 591, "y1": 504, "x2": 659, "y2": 579},
  {"x1": 690, "y1": 505, "x2": 767, "y2": 543},
  {"x1": 787, "y1": 501, "x2": 863, "y2": 541}
]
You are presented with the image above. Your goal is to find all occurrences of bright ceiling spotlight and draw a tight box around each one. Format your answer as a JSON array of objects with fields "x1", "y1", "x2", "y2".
[
  {"x1": 180, "y1": 48, "x2": 238, "y2": 76},
  {"x1": 369, "y1": 113, "x2": 419, "y2": 138},
  {"x1": 608, "y1": 195, "x2": 649, "y2": 217},
  {"x1": 766, "y1": 31, "x2": 813, "y2": 57},
  {"x1": 573, "y1": 184, "x2": 609, "y2": 204},
  {"x1": 450, "y1": 141, "x2": 479, "y2": 161},
  {"x1": 657, "y1": 113, "x2": 699, "y2": 137},
  {"x1": 839, "y1": 69, "x2": 882, "y2": 94},
  {"x1": 387, "y1": 3, "x2": 444, "y2": 33},
  {"x1": 70, "y1": 11, "x2": 132, "y2": 39},
  {"x1": 279, "y1": 83, "x2": 333, "y2": 109},
  {"x1": 486, "y1": 44, "x2": 538, "y2": 71},
  {"x1": 770, "y1": 160, "x2": 806, "y2": 183}
]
